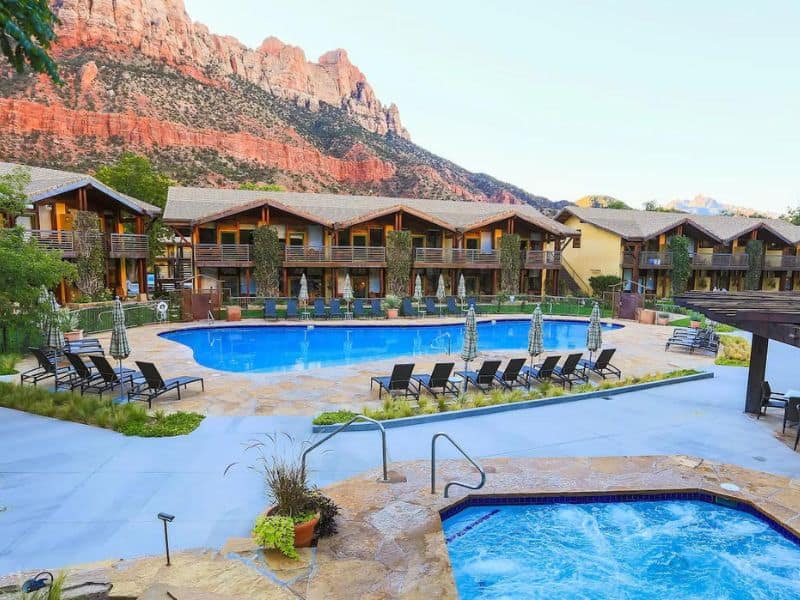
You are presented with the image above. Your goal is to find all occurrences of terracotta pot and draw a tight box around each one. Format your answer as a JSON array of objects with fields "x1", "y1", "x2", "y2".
[
  {"x1": 639, "y1": 309, "x2": 655, "y2": 325},
  {"x1": 656, "y1": 317, "x2": 669, "y2": 326},
  {"x1": 690, "y1": 320, "x2": 701, "y2": 329},
  {"x1": 386, "y1": 308, "x2": 399, "y2": 319},
  {"x1": 265, "y1": 507, "x2": 320, "y2": 548},
  {"x1": 226, "y1": 305, "x2": 242, "y2": 322},
  {"x1": 64, "y1": 330, "x2": 84, "y2": 342}
]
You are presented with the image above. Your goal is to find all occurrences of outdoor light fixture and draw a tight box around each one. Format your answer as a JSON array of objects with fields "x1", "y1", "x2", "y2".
[{"x1": 158, "y1": 512, "x2": 175, "y2": 566}]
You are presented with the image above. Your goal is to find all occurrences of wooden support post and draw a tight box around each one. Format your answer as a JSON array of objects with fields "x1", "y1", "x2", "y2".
[
  {"x1": 745, "y1": 334, "x2": 769, "y2": 414},
  {"x1": 282, "y1": 268, "x2": 289, "y2": 297},
  {"x1": 245, "y1": 268, "x2": 251, "y2": 298},
  {"x1": 631, "y1": 243, "x2": 642, "y2": 289},
  {"x1": 137, "y1": 259, "x2": 147, "y2": 299}
]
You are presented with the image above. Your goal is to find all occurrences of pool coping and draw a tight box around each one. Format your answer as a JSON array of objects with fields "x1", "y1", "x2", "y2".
[{"x1": 311, "y1": 371, "x2": 714, "y2": 432}]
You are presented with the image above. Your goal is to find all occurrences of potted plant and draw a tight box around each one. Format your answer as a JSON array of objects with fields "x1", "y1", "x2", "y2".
[
  {"x1": 690, "y1": 311, "x2": 703, "y2": 329},
  {"x1": 383, "y1": 294, "x2": 401, "y2": 319},
  {"x1": 656, "y1": 311, "x2": 670, "y2": 326},
  {"x1": 58, "y1": 308, "x2": 83, "y2": 341}
]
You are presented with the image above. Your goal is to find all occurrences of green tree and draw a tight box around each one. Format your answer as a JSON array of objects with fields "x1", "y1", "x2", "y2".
[
  {"x1": 238, "y1": 182, "x2": 285, "y2": 192},
  {"x1": 782, "y1": 206, "x2": 800, "y2": 226},
  {"x1": 74, "y1": 211, "x2": 106, "y2": 299},
  {"x1": 499, "y1": 233, "x2": 521, "y2": 295},
  {"x1": 95, "y1": 153, "x2": 173, "y2": 266},
  {"x1": 386, "y1": 230, "x2": 412, "y2": 296},
  {"x1": 604, "y1": 199, "x2": 630, "y2": 210},
  {"x1": 0, "y1": 228, "x2": 76, "y2": 351},
  {"x1": 251, "y1": 226, "x2": 282, "y2": 296},
  {"x1": 667, "y1": 235, "x2": 691, "y2": 295},
  {"x1": 0, "y1": 0, "x2": 61, "y2": 83},
  {"x1": 744, "y1": 239, "x2": 764, "y2": 290},
  {"x1": 0, "y1": 165, "x2": 30, "y2": 227}
]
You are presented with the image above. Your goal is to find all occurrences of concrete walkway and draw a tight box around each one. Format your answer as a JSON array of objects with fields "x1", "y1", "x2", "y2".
[{"x1": 2, "y1": 341, "x2": 800, "y2": 574}]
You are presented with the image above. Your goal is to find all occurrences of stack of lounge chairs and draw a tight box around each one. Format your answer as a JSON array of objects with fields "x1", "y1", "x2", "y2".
[
  {"x1": 665, "y1": 327, "x2": 719, "y2": 354},
  {"x1": 263, "y1": 296, "x2": 478, "y2": 320}
]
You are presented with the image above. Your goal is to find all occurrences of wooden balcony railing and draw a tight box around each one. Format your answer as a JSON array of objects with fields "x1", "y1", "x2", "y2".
[
  {"x1": 109, "y1": 233, "x2": 149, "y2": 258},
  {"x1": 639, "y1": 251, "x2": 673, "y2": 268},
  {"x1": 763, "y1": 254, "x2": 800, "y2": 270},
  {"x1": 524, "y1": 250, "x2": 562, "y2": 269},
  {"x1": 414, "y1": 247, "x2": 499, "y2": 266},
  {"x1": 25, "y1": 229, "x2": 77, "y2": 257},
  {"x1": 284, "y1": 245, "x2": 386, "y2": 264},
  {"x1": 195, "y1": 243, "x2": 252, "y2": 266},
  {"x1": 691, "y1": 253, "x2": 749, "y2": 269}
]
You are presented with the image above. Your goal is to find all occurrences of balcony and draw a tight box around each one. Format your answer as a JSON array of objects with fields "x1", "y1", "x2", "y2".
[
  {"x1": 691, "y1": 253, "x2": 749, "y2": 270},
  {"x1": 414, "y1": 247, "x2": 499, "y2": 267},
  {"x1": 524, "y1": 250, "x2": 561, "y2": 269},
  {"x1": 24, "y1": 229, "x2": 77, "y2": 257},
  {"x1": 639, "y1": 251, "x2": 673, "y2": 269},
  {"x1": 284, "y1": 245, "x2": 386, "y2": 266},
  {"x1": 109, "y1": 233, "x2": 149, "y2": 259},
  {"x1": 23, "y1": 230, "x2": 149, "y2": 259},
  {"x1": 195, "y1": 243, "x2": 253, "y2": 266},
  {"x1": 763, "y1": 254, "x2": 800, "y2": 270}
]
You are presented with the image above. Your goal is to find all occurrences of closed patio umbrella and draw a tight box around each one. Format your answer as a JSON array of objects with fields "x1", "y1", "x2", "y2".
[
  {"x1": 587, "y1": 301, "x2": 602, "y2": 362},
  {"x1": 43, "y1": 291, "x2": 65, "y2": 389},
  {"x1": 110, "y1": 297, "x2": 131, "y2": 384},
  {"x1": 342, "y1": 273, "x2": 354, "y2": 308},
  {"x1": 436, "y1": 274, "x2": 446, "y2": 315},
  {"x1": 527, "y1": 303, "x2": 544, "y2": 372},
  {"x1": 458, "y1": 273, "x2": 466, "y2": 307},
  {"x1": 460, "y1": 306, "x2": 477, "y2": 392},
  {"x1": 414, "y1": 274, "x2": 423, "y2": 310},
  {"x1": 298, "y1": 273, "x2": 309, "y2": 307}
]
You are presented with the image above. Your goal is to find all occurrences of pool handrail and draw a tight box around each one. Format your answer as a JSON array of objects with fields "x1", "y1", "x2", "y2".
[
  {"x1": 302, "y1": 414, "x2": 389, "y2": 482},
  {"x1": 431, "y1": 432, "x2": 486, "y2": 498}
]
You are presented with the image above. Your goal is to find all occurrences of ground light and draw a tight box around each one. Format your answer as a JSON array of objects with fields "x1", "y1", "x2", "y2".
[{"x1": 158, "y1": 512, "x2": 175, "y2": 566}]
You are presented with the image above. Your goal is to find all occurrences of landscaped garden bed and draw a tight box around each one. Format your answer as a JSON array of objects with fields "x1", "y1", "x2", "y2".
[
  {"x1": 715, "y1": 335, "x2": 750, "y2": 367},
  {"x1": 0, "y1": 382, "x2": 204, "y2": 437},
  {"x1": 313, "y1": 369, "x2": 710, "y2": 431}
]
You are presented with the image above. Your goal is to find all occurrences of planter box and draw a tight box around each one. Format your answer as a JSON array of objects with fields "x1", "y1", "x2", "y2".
[
  {"x1": 639, "y1": 309, "x2": 656, "y2": 324},
  {"x1": 227, "y1": 306, "x2": 242, "y2": 322}
]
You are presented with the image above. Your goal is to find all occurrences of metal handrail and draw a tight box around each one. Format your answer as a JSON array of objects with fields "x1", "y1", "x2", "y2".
[
  {"x1": 431, "y1": 432, "x2": 486, "y2": 498},
  {"x1": 431, "y1": 332, "x2": 451, "y2": 355},
  {"x1": 302, "y1": 414, "x2": 389, "y2": 482}
]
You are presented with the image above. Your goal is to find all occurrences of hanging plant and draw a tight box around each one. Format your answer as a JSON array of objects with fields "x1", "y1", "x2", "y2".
[
  {"x1": 499, "y1": 233, "x2": 521, "y2": 295},
  {"x1": 667, "y1": 235, "x2": 691, "y2": 295},
  {"x1": 252, "y1": 226, "x2": 282, "y2": 296},
  {"x1": 744, "y1": 239, "x2": 763, "y2": 290},
  {"x1": 386, "y1": 230, "x2": 412, "y2": 296},
  {"x1": 74, "y1": 211, "x2": 106, "y2": 299}
]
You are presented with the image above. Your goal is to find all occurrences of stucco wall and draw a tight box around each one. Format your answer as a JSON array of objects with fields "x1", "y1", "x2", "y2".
[{"x1": 560, "y1": 215, "x2": 622, "y2": 293}]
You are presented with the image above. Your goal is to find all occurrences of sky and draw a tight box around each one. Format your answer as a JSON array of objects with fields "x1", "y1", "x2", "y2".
[{"x1": 184, "y1": 0, "x2": 799, "y2": 213}]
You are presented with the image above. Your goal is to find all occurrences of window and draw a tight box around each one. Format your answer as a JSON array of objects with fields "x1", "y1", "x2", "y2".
[
  {"x1": 198, "y1": 228, "x2": 216, "y2": 243},
  {"x1": 289, "y1": 231, "x2": 304, "y2": 246},
  {"x1": 352, "y1": 233, "x2": 367, "y2": 247},
  {"x1": 573, "y1": 230, "x2": 581, "y2": 249},
  {"x1": 239, "y1": 229, "x2": 254, "y2": 245},
  {"x1": 219, "y1": 231, "x2": 237, "y2": 244},
  {"x1": 426, "y1": 230, "x2": 442, "y2": 248},
  {"x1": 369, "y1": 228, "x2": 384, "y2": 247},
  {"x1": 465, "y1": 237, "x2": 479, "y2": 250},
  {"x1": 412, "y1": 235, "x2": 425, "y2": 249}
]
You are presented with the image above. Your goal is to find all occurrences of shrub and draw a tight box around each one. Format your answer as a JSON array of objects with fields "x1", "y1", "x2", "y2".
[
  {"x1": 312, "y1": 410, "x2": 357, "y2": 426},
  {"x1": 668, "y1": 235, "x2": 691, "y2": 295},
  {"x1": 745, "y1": 240, "x2": 764, "y2": 290},
  {"x1": 588, "y1": 275, "x2": 621, "y2": 297},
  {"x1": 716, "y1": 335, "x2": 750, "y2": 367},
  {"x1": 252, "y1": 515, "x2": 298, "y2": 559},
  {"x1": 0, "y1": 353, "x2": 20, "y2": 375},
  {"x1": 499, "y1": 233, "x2": 522, "y2": 295},
  {"x1": 386, "y1": 231, "x2": 412, "y2": 296},
  {"x1": 252, "y1": 226, "x2": 282, "y2": 296},
  {"x1": 382, "y1": 295, "x2": 402, "y2": 310}
]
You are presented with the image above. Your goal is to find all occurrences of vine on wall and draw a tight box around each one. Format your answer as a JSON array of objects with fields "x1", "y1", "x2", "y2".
[
  {"x1": 386, "y1": 230, "x2": 412, "y2": 296},
  {"x1": 744, "y1": 239, "x2": 763, "y2": 291},
  {"x1": 252, "y1": 225, "x2": 282, "y2": 296},
  {"x1": 667, "y1": 235, "x2": 691, "y2": 295},
  {"x1": 74, "y1": 211, "x2": 106, "y2": 299},
  {"x1": 499, "y1": 233, "x2": 521, "y2": 295}
]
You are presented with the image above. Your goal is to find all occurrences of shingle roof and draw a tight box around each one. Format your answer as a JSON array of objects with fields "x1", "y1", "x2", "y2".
[
  {"x1": 164, "y1": 187, "x2": 578, "y2": 235},
  {"x1": 0, "y1": 162, "x2": 161, "y2": 216},
  {"x1": 557, "y1": 206, "x2": 800, "y2": 244}
]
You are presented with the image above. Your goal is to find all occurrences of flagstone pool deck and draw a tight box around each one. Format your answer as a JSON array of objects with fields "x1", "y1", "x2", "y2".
[{"x1": 13, "y1": 315, "x2": 715, "y2": 416}]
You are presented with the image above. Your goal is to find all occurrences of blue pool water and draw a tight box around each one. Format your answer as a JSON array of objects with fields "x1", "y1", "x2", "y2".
[
  {"x1": 160, "y1": 319, "x2": 621, "y2": 373},
  {"x1": 442, "y1": 497, "x2": 800, "y2": 599}
]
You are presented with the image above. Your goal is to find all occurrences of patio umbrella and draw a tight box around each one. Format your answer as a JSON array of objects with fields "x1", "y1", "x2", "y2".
[
  {"x1": 586, "y1": 301, "x2": 602, "y2": 363},
  {"x1": 527, "y1": 303, "x2": 544, "y2": 372},
  {"x1": 37, "y1": 286, "x2": 50, "y2": 329},
  {"x1": 109, "y1": 297, "x2": 131, "y2": 387},
  {"x1": 298, "y1": 273, "x2": 309, "y2": 307},
  {"x1": 457, "y1": 273, "x2": 466, "y2": 307},
  {"x1": 436, "y1": 274, "x2": 446, "y2": 314},
  {"x1": 342, "y1": 273, "x2": 354, "y2": 309},
  {"x1": 414, "y1": 274, "x2": 423, "y2": 310},
  {"x1": 460, "y1": 306, "x2": 477, "y2": 392},
  {"x1": 43, "y1": 291, "x2": 65, "y2": 390}
]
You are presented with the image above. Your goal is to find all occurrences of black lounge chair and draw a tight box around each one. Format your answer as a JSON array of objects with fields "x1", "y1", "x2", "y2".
[
  {"x1": 446, "y1": 297, "x2": 461, "y2": 315},
  {"x1": 495, "y1": 358, "x2": 527, "y2": 390},
  {"x1": 313, "y1": 298, "x2": 327, "y2": 319},
  {"x1": 353, "y1": 298, "x2": 365, "y2": 318},
  {"x1": 413, "y1": 362, "x2": 459, "y2": 397},
  {"x1": 578, "y1": 348, "x2": 621, "y2": 380},
  {"x1": 424, "y1": 297, "x2": 437, "y2": 316},
  {"x1": 66, "y1": 338, "x2": 104, "y2": 356},
  {"x1": 129, "y1": 361, "x2": 205, "y2": 408},
  {"x1": 401, "y1": 298, "x2": 419, "y2": 317},
  {"x1": 286, "y1": 298, "x2": 299, "y2": 319},
  {"x1": 329, "y1": 298, "x2": 344, "y2": 319},
  {"x1": 758, "y1": 381, "x2": 787, "y2": 419},
  {"x1": 264, "y1": 298, "x2": 277, "y2": 320},
  {"x1": 20, "y1": 348, "x2": 73, "y2": 387},
  {"x1": 552, "y1": 353, "x2": 589, "y2": 389},
  {"x1": 64, "y1": 352, "x2": 104, "y2": 392},
  {"x1": 666, "y1": 328, "x2": 718, "y2": 354},
  {"x1": 370, "y1": 299, "x2": 383, "y2": 318},
  {"x1": 85, "y1": 355, "x2": 141, "y2": 397},
  {"x1": 370, "y1": 363, "x2": 418, "y2": 399},
  {"x1": 521, "y1": 354, "x2": 561, "y2": 387},
  {"x1": 456, "y1": 360, "x2": 502, "y2": 392}
]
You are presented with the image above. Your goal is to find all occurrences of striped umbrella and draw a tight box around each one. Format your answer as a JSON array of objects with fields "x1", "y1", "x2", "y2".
[
  {"x1": 109, "y1": 297, "x2": 131, "y2": 376},
  {"x1": 37, "y1": 286, "x2": 50, "y2": 329},
  {"x1": 460, "y1": 306, "x2": 478, "y2": 391},
  {"x1": 587, "y1": 301, "x2": 602, "y2": 362},
  {"x1": 527, "y1": 303, "x2": 544, "y2": 373},
  {"x1": 43, "y1": 292, "x2": 65, "y2": 390},
  {"x1": 414, "y1": 274, "x2": 423, "y2": 309},
  {"x1": 436, "y1": 274, "x2": 446, "y2": 315},
  {"x1": 342, "y1": 273, "x2": 354, "y2": 307},
  {"x1": 457, "y1": 273, "x2": 466, "y2": 307},
  {"x1": 298, "y1": 273, "x2": 309, "y2": 307}
]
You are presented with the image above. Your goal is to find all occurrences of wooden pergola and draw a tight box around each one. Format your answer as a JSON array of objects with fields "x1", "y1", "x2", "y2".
[{"x1": 674, "y1": 291, "x2": 800, "y2": 414}]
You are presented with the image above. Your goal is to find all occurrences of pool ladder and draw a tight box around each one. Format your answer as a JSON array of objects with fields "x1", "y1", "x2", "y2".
[
  {"x1": 431, "y1": 432, "x2": 486, "y2": 498},
  {"x1": 302, "y1": 415, "x2": 389, "y2": 482},
  {"x1": 431, "y1": 332, "x2": 452, "y2": 355}
]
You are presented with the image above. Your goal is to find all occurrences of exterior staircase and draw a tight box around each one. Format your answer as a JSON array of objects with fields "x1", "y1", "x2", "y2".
[{"x1": 559, "y1": 256, "x2": 591, "y2": 296}]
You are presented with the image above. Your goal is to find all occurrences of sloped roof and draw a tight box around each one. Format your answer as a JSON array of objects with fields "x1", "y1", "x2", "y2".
[
  {"x1": 557, "y1": 206, "x2": 800, "y2": 244},
  {"x1": 164, "y1": 186, "x2": 578, "y2": 236},
  {"x1": 0, "y1": 162, "x2": 161, "y2": 216}
]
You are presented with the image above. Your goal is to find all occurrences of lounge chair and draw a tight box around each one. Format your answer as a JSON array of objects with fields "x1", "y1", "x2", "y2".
[
  {"x1": 665, "y1": 329, "x2": 709, "y2": 352},
  {"x1": 64, "y1": 352, "x2": 105, "y2": 392},
  {"x1": 412, "y1": 362, "x2": 459, "y2": 397},
  {"x1": 456, "y1": 360, "x2": 502, "y2": 392},
  {"x1": 424, "y1": 297, "x2": 437, "y2": 316},
  {"x1": 758, "y1": 381, "x2": 787, "y2": 419},
  {"x1": 370, "y1": 363, "x2": 418, "y2": 399},
  {"x1": 495, "y1": 358, "x2": 527, "y2": 390},
  {"x1": 467, "y1": 297, "x2": 483, "y2": 315},
  {"x1": 129, "y1": 361, "x2": 205, "y2": 408},
  {"x1": 353, "y1": 298, "x2": 365, "y2": 318},
  {"x1": 66, "y1": 338, "x2": 104, "y2": 356},
  {"x1": 401, "y1": 298, "x2": 419, "y2": 318},
  {"x1": 370, "y1": 299, "x2": 383, "y2": 318},
  {"x1": 264, "y1": 298, "x2": 277, "y2": 320},
  {"x1": 521, "y1": 355, "x2": 561, "y2": 387},
  {"x1": 313, "y1": 298, "x2": 327, "y2": 319},
  {"x1": 84, "y1": 355, "x2": 141, "y2": 397},
  {"x1": 578, "y1": 348, "x2": 621, "y2": 379},
  {"x1": 20, "y1": 347, "x2": 73, "y2": 387},
  {"x1": 329, "y1": 298, "x2": 344, "y2": 319},
  {"x1": 446, "y1": 297, "x2": 461, "y2": 315},
  {"x1": 552, "y1": 353, "x2": 589, "y2": 389},
  {"x1": 286, "y1": 298, "x2": 299, "y2": 319}
]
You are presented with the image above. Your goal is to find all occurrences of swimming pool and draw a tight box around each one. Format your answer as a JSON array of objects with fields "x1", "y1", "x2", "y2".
[
  {"x1": 441, "y1": 493, "x2": 800, "y2": 599},
  {"x1": 160, "y1": 319, "x2": 621, "y2": 373}
]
